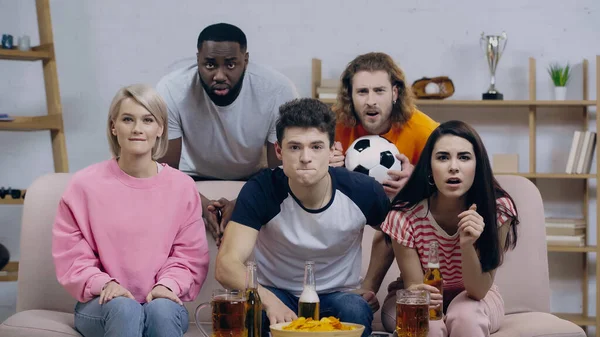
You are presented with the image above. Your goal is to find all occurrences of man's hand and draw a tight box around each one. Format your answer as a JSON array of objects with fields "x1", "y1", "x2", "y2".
[
  {"x1": 203, "y1": 196, "x2": 236, "y2": 247},
  {"x1": 382, "y1": 153, "x2": 413, "y2": 199},
  {"x1": 329, "y1": 141, "x2": 345, "y2": 167},
  {"x1": 350, "y1": 288, "x2": 380, "y2": 313},
  {"x1": 260, "y1": 287, "x2": 297, "y2": 324},
  {"x1": 146, "y1": 285, "x2": 183, "y2": 305},
  {"x1": 207, "y1": 198, "x2": 236, "y2": 247},
  {"x1": 99, "y1": 281, "x2": 134, "y2": 304},
  {"x1": 203, "y1": 199, "x2": 222, "y2": 246}
]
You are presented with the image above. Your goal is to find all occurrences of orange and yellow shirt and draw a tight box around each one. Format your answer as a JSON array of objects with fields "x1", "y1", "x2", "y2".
[{"x1": 335, "y1": 109, "x2": 439, "y2": 165}]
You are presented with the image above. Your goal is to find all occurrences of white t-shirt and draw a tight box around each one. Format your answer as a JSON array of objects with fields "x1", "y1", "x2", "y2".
[
  {"x1": 156, "y1": 62, "x2": 298, "y2": 180},
  {"x1": 231, "y1": 167, "x2": 390, "y2": 296}
]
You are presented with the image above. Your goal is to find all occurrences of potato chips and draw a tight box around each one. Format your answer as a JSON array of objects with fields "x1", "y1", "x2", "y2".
[{"x1": 282, "y1": 317, "x2": 356, "y2": 331}]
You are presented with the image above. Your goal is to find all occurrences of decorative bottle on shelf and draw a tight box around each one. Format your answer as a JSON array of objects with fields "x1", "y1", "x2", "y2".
[{"x1": 298, "y1": 260, "x2": 320, "y2": 320}]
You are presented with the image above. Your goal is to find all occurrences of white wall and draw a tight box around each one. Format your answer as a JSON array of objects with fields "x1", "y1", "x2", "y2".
[{"x1": 1, "y1": 0, "x2": 599, "y2": 330}]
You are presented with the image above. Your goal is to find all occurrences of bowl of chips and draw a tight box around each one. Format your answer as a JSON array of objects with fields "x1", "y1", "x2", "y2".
[{"x1": 270, "y1": 317, "x2": 364, "y2": 337}]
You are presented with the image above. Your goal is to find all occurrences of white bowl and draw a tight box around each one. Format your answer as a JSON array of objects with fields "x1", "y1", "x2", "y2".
[{"x1": 269, "y1": 322, "x2": 365, "y2": 337}]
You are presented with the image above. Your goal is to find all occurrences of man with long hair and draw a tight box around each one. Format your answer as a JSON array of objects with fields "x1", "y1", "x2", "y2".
[
  {"x1": 330, "y1": 52, "x2": 439, "y2": 313},
  {"x1": 157, "y1": 23, "x2": 298, "y2": 246}
]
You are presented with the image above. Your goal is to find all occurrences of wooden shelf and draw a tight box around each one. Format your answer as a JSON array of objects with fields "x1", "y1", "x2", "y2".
[
  {"x1": 415, "y1": 99, "x2": 597, "y2": 107},
  {"x1": 0, "y1": 115, "x2": 63, "y2": 131},
  {"x1": 0, "y1": 261, "x2": 18, "y2": 282},
  {"x1": 494, "y1": 173, "x2": 595, "y2": 179},
  {"x1": 0, "y1": 198, "x2": 24, "y2": 205},
  {"x1": 548, "y1": 245, "x2": 596, "y2": 253},
  {"x1": 0, "y1": 273, "x2": 17, "y2": 282},
  {"x1": 319, "y1": 98, "x2": 336, "y2": 104},
  {"x1": 0, "y1": 189, "x2": 25, "y2": 205},
  {"x1": 318, "y1": 98, "x2": 597, "y2": 107},
  {"x1": 553, "y1": 313, "x2": 596, "y2": 326},
  {"x1": 0, "y1": 45, "x2": 52, "y2": 61},
  {"x1": 0, "y1": 0, "x2": 68, "y2": 286}
]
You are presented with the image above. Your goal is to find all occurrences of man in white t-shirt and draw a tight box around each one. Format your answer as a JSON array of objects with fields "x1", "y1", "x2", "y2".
[{"x1": 157, "y1": 23, "x2": 298, "y2": 245}]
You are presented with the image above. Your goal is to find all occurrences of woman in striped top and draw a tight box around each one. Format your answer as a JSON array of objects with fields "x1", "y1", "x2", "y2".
[{"x1": 380, "y1": 120, "x2": 519, "y2": 337}]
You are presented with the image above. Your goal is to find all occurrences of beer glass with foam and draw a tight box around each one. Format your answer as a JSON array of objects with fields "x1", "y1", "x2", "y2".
[
  {"x1": 195, "y1": 289, "x2": 246, "y2": 337},
  {"x1": 395, "y1": 289, "x2": 429, "y2": 337}
]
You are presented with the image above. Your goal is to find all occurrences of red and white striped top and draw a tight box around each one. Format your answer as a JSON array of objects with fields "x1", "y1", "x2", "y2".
[{"x1": 381, "y1": 197, "x2": 516, "y2": 297}]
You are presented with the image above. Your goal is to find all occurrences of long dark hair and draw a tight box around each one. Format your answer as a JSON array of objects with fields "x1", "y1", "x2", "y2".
[{"x1": 389, "y1": 120, "x2": 519, "y2": 272}]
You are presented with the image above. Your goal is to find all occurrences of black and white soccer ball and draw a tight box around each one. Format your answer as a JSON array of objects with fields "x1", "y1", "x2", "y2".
[{"x1": 345, "y1": 135, "x2": 402, "y2": 184}]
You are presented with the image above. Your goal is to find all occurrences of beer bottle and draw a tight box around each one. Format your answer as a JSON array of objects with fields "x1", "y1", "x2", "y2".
[
  {"x1": 423, "y1": 241, "x2": 443, "y2": 320},
  {"x1": 298, "y1": 260, "x2": 320, "y2": 320},
  {"x1": 245, "y1": 261, "x2": 262, "y2": 337}
]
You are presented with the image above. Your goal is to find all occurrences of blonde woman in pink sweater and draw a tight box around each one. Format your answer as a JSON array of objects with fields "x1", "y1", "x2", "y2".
[{"x1": 52, "y1": 84, "x2": 209, "y2": 337}]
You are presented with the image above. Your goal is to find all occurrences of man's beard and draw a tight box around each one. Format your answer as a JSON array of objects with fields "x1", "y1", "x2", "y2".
[{"x1": 199, "y1": 70, "x2": 246, "y2": 107}]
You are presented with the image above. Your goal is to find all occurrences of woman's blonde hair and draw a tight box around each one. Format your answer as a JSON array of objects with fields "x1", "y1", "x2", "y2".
[
  {"x1": 333, "y1": 52, "x2": 416, "y2": 128},
  {"x1": 107, "y1": 84, "x2": 168, "y2": 160}
]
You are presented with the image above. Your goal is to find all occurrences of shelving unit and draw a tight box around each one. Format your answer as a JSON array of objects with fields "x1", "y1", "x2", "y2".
[
  {"x1": 0, "y1": 190, "x2": 26, "y2": 206},
  {"x1": 0, "y1": 45, "x2": 52, "y2": 61},
  {"x1": 312, "y1": 56, "x2": 600, "y2": 332},
  {"x1": 318, "y1": 98, "x2": 596, "y2": 107},
  {"x1": 0, "y1": 262, "x2": 19, "y2": 282},
  {"x1": 0, "y1": 0, "x2": 68, "y2": 280}
]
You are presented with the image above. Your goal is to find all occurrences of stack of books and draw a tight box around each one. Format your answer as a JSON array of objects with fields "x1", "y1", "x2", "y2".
[
  {"x1": 546, "y1": 218, "x2": 586, "y2": 247},
  {"x1": 565, "y1": 131, "x2": 597, "y2": 174},
  {"x1": 0, "y1": 114, "x2": 14, "y2": 121},
  {"x1": 316, "y1": 79, "x2": 339, "y2": 100}
]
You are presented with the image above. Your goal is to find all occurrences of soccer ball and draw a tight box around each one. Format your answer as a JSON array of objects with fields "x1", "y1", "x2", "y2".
[{"x1": 345, "y1": 135, "x2": 402, "y2": 184}]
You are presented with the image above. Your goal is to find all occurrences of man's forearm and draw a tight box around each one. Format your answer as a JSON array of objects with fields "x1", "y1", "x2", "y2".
[
  {"x1": 362, "y1": 231, "x2": 395, "y2": 293},
  {"x1": 216, "y1": 256, "x2": 283, "y2": 312},
  {"x1": 215, "y1": 255, "x2": 247, "y2": 291}
]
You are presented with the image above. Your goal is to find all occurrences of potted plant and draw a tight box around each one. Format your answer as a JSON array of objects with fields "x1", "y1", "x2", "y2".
[{"x1": 547, "y1": 63, "x2": 571, "y2": 100}]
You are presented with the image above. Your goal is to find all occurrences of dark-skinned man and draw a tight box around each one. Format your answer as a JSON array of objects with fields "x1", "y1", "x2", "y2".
[{"x1": 157, "y1": 23, "x2": 298, "y2": 246}]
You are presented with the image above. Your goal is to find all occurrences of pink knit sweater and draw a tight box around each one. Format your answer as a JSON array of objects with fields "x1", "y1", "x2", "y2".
[{"x1": 52, "y1": 159, "x2": 209, "y2": 303}]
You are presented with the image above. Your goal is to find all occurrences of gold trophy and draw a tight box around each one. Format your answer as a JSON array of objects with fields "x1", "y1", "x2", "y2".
[{"x1": 480, "y1": 31, "x2": 507, "y2": 100}]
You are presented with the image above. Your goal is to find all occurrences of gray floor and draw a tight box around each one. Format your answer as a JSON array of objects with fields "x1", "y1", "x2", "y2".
[{"x1": 0, "y1": 281, "x2": 17, "y2": 323}]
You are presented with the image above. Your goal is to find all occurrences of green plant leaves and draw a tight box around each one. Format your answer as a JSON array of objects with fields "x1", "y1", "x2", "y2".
[{"x1": 547, "y1": 63, "x2": 571, "y2": 86}]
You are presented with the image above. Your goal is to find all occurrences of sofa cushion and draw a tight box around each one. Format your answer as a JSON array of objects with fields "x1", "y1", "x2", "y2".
[
  {"x1": 186, "y1": 180, "x2": 246, "y2": 326},
  {"x1": 492, "y1": 176, "x2": 551, "y2": 314},
  {"x1": 490, "y1": 312, "x2": 586, "y2": 337},
  {"x1": 0, "y1": 309, "x2": 214, "y2": 337},
  {"x1": 184, "y1": 323, "x2": 211, "y2": 337},
  {"x1": 16, "y1": 174, "x2": 77, "y2": 314},
  {"x1": 0, "y1": 310, "x2": 79, "y2": 337}
]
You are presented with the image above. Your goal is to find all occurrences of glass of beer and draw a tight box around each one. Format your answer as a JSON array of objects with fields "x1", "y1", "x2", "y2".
[
  {"x1": 195, "y1": 289, "x2": 247, "y2": 337},
  {"x1": 395, "y1": 289, "x2": 429, "y2": 337}
]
